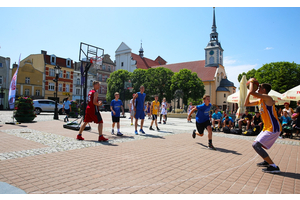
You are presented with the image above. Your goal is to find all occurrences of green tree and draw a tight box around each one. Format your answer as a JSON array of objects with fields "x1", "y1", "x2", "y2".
[
  {"x1": 131, "y1": 68, "x2": 147, "y2": 94},
  {"x1": 237, "y1": 69, "x2": 256, "y2": 83},
  {"x1": 170, "y1": 69, "x2": 205, "y2": 105},
  {"x1": 106, "y1": 69, "x2": 132, "y2": 102},
  {"x1": 143, "y1": 67, "x2": 174, "y2": 102},
  {"x1": 255, "y1": 62, "x2": 300, "y2": 93}
]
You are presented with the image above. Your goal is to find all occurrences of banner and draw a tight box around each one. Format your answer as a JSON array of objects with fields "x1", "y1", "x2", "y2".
[{"x1": 8, "y1": 54, "x2": 21, "y2": 109}]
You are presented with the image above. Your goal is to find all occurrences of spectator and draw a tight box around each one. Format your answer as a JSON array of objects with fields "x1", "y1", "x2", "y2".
[
  {"x1": 281, "y1": 110, "x2": 292, "y2": 138},
  {"x1": 251, "y1": 111, "x2": 263, "y2": 132},
  {"x1": 187, "y1": 102, "x2": 194, "y2": 123},
  {"x1": 291, "y1": 100, "x2": 300, "y2": 138},
  {"x1": 222, "y1": 115, "x2": 234, "y2": 128},
  {"x1": 238, "y1": 110, "x2": 253, "y2": 131},
  {"x1": 282, "y1": 102, "x2": 294, "y2": 118},
  {"x1": 212, "y1": 108, "x2": 222, "y2": 131}
]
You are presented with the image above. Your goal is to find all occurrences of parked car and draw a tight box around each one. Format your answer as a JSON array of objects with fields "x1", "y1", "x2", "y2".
[{"x1": 33, "y1": 99, "x2": 63, "y2": 115}]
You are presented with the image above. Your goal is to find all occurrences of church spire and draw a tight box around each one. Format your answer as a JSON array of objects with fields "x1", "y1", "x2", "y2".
[
  {"x1": 139, "y1": 40, "x2": 144, "y2": 58},
  {"x1": 210, "y1": 7, "x2": 218, "y2": 42}
]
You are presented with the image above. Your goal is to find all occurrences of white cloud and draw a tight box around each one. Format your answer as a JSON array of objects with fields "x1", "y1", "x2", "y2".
[
  {"x1": 224, "y1": 57, "x2": 258, "y2": 90},
  {"x1": 264, "y1": 47, "x2": 273, "y2": 50}
]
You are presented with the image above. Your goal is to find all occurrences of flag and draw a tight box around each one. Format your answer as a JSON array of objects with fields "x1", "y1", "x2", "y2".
[
  {"x1": 80, "y1": 61, "x2": 85, "y2": 85},
  {"x1": 8, "y1": 54, "x2": 21, "y2": 109}
]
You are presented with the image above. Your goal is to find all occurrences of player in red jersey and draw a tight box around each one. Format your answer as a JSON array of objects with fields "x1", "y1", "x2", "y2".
[{"x1": 77, "y1": 81, "x2": 108, "y2": 142}]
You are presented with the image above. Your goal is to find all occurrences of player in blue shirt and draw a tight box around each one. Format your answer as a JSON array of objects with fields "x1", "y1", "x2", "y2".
[
  {"x1": 222, "y1": 116, "x2": 234, "y2": 128},
  {"x1": 212, "y1": 108, "x2": 223, "y2": 131},
  {"x1": 110, "y1": 92, "x2": 124, "y2": 136},
  {"x1": 188, "y1": 95, "x2": 216, "y2": 150},
  {"x1": 132, "y1": 85, "x2": 146, "y2": 135},
  {"x1": 63, "y1": 97, "x2": 72, "y2": 122}
]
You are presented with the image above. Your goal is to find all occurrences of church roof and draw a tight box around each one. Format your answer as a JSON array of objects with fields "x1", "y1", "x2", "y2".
[
  {"x1": 151, "y1": 60, "x2": 217, "y2": 81},
  {"x1": 219, "y1": 78, "x2": 235, "y2": 87},
  {"x1": 216, "y1": 86, "x2": 230, "y2": 92},
  {"x1": 131, "y1": 53, "x2": 161, "y2": 70}
]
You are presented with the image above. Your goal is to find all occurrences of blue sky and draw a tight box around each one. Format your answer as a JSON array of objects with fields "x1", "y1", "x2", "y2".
[{"x1": 1, "y1": 3, "x2": 300, "y2": 90}]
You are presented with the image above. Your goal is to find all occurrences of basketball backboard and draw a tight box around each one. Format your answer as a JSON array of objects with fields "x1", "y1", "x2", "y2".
[{"x1": 79, "y1": 42, "x2": 104, "y2": 63}]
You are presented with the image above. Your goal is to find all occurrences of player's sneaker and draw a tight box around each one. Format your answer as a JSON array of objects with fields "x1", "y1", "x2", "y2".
[
  {"x1": 156, "y1": 127, "x2": 160, "y2": 131},
  {"x1": 111, "y1": 131, "x2": 114, "y2": 135},
  {"x1": 139, "y1": 129, "x2": 146, "y2": 134},
  {"x1": 257, "y1": 160, "x2": 269, "y2": 167},
  {"x1": 135, "y1": 130, "x2": 138, "y2": 135},
  {"x1": 158, "y1": 122, "x2": 161, "y2": 124},
  {"x1": 262, "y1": 165, "x2": 280, "y2": 174},
  {"x1": 149, "y1": 127, "x2": 154, "y2": 130},
  {"x1": 192, "y1": 129, "x2": 196, "y2": 139},
  {"x1": 117, "y1": 132, "x2": 123, "y2": 136},
  {"x1": 98, "y1": 135, "x2": 108, "y2": 142},
  {"x1": 76, "y1": 134, "x2": 84, "y2": 140},
  {"x1": 208, "y1": 144, "x2": 216, "y2": 150},
  {"x1": 131, "y1": 123, "x2": 133, "y2": 126}
]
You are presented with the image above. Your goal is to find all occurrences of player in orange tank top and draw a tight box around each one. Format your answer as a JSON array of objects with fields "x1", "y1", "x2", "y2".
[{"x1": 244, "y1": 78, "x2": 281, "y2": 174}]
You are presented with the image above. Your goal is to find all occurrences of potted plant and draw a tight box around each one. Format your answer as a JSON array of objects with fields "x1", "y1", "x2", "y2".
[{"x1": 14, "y1": 96, "x2": 36, "y2": 122}]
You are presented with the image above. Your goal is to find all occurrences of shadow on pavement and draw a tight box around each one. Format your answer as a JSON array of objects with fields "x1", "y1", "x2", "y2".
[
  {"x1": 275, "y1": 172, "x2": 300, "y2": 180},
  {"x1": 139, "y1": 134, "x2": 165, "y2": 139},
  {"x1": 197, "y1": 142, "x2": 242, "y2": 155},
  {"x1": 84, "y1": 140, "x2": 119, "y2": 146}
]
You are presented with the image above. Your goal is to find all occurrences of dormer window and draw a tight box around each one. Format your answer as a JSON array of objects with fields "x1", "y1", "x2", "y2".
[
  {"x1": 66, "y1": 58, "x2": 71, "y2": 68},
  {"x1": 50, "y1": 55, "x2": 56, "y2": 65}
]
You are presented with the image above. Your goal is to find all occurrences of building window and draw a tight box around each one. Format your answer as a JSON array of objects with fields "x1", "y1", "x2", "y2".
[
  {"x1": 0, "y1": 76, "x2": 2, "y2": 84},
  {"x1": 121, "y1": 62, "x2": 124, "y2": 67},
  {"x1": 90, "y1": 80, "x2": 93, "y2": 87},
  {"x1": 209, "y1": 57, "x2": 214, "y2": 64},
  {"x1": 66, "y1": 58, "x2": 71, "y2": 68},
  {"x1": 25, "y1": 77, "x2": 30, "y2": 84},
  {"x1": 49, "y1": 68, "x2": 55, "y2": 77},
  {"x1": 36, "y1": 90, "x2": 40, "y2": 96},
  {"x1": 104, "y1": 75, "x2": 108, "y2": 82},
  {"x1": 0, "y1": 63, "x2": 3, "y2": 67},
  {"x1": 58, "y1": 84, "x2": 62, "y2": 92},
  {"x1": 66, "y1": 71, "x2": 70, "y2": 79},
  {"x1": 49, "y1": 83, "x2": 55, "y2": 91},
  {"x1": 102, "y1": 65, "x2": 106, "y2": 70},
  {"x1": 76, "y1": 78, "x2": 80, "y2": 85},
  {"x1": 76, "y1": 88, "x2": 80, "y2": 95},
  {"x1": 66, "y1": 84, "x2": 69, "y2": 92},
  {"x1": 50, "y1": 55, "x2": 56, "y2": 65},
  {"x1": 25, "y1": 89, "x2": 30, "y2": 96},
  {"x1": 98, "y1": 74, "x2": 102, "y2": 82},
  {"x1": 108, "y1": 66, "x2": 111, "y2": 71},
  {"x1": 224, "y1": 94, "x2": 226, "y2": 98},
  {"x1": 59, "y1": 71, "x2": 63, "y2": 78}
]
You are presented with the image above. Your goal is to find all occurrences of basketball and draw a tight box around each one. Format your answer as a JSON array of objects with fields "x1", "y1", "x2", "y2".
[{"x1": 246, "y1": 80, "x2": 259, "y2": 91}]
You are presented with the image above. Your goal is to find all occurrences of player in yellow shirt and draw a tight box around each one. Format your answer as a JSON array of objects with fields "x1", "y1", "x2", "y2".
[
  {"x1": 245, "y1": 78, "x2": 282, "y2": 174},
  {"x1": 149, "y1": 95, "x2": 160, "y2": 131}
]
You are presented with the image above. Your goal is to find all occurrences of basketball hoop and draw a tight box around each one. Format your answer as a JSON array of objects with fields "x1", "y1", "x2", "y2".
[
  {"x1": 127, "y1": 87, "x2": 133, "y2": 92},
  {"x1": 90, "y1": 56, "x2": 103, "y2": 69}
]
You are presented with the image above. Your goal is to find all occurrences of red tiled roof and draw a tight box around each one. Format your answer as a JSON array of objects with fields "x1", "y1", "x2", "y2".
[
  {"x1": 131, "y1": 53, "x2": 161, "y2": 69},
  {"x1": 152, "y1": 60, "x2": 217, "y2": 81}
]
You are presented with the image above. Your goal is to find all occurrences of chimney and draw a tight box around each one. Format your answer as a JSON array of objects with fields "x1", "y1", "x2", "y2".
[{"x1": 41, "y1": 50, "x2": 47, "y2": 55}]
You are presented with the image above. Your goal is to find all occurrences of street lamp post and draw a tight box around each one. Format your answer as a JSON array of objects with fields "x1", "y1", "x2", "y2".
[
  {"x1": 53, "y1": 65, "x2": 61, "y2": 120},
  {"x1": 0, "y1": 86, "x2": 4, "y2": 110}
]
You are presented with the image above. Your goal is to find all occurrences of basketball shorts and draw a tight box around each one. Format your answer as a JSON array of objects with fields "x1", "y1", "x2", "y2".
[
  {"x1": 130, "y1": 110, "x2": 135, "y2": 117},
  {"x1": 255, "y1": 130, "x2": 280, "y2": 149},
  {"x1": 84, "y1": 108, "x2": 103, "y2": 124},
  {"x1": 135, "y1": 109, "x2": 145, "y2": 119},
  {"x1": 196, "y1": 120, "x2": 212, "y2": 134},
  {"x1": 161, "y1": 108, "x2": 167, "y2": 115},
  {"x1": 152, "y1": 114, "x2": 158, "y2": 121},
  {"x1": 112, "y1": 116, "x2": 120, "y2": 123},
  {"x1": 64, "y1": 109, "x2": 70, "y2": 114}
]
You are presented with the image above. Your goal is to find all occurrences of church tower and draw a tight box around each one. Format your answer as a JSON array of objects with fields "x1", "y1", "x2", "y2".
[{"x1": 205, "y1": 7, "x2": 224, "y2": 67}]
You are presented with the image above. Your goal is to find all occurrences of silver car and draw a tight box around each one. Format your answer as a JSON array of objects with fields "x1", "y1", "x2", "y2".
[{"x1": 33, "y1": 99, "x2": 64, "y2": 115}]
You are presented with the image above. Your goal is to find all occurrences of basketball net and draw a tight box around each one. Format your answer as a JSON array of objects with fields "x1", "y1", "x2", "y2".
[{"x1": 90, "y1": 56, "x2": 103, "y2": 69}]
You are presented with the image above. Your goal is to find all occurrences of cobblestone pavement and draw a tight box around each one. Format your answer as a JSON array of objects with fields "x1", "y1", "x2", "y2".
[{"x1": 1, "y1": 110, "x2": 300, "y2": 194}]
